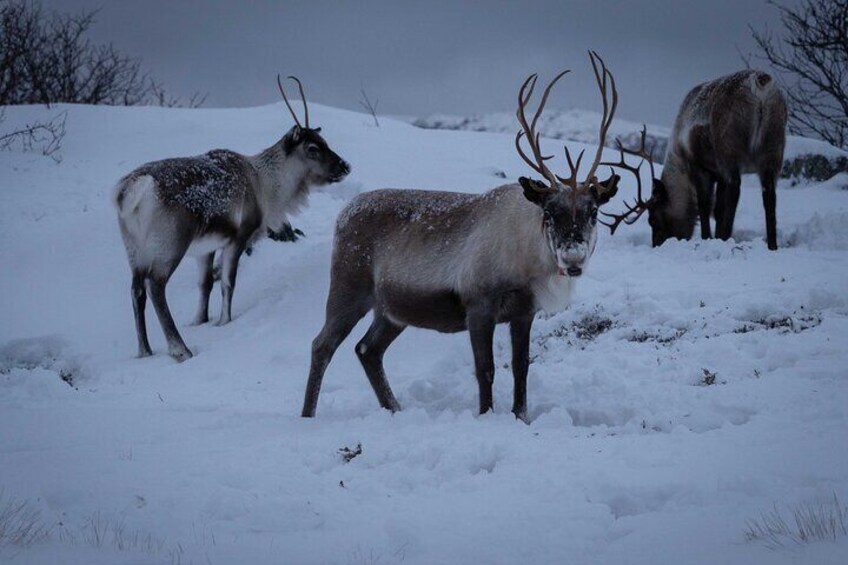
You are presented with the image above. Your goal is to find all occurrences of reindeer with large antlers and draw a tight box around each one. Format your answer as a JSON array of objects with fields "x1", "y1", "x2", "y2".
[
  {"x1": 302, "y1": 52, "x2": 620, "y2": 421},
  {"x1": 602, "y1": 70, "x2": 787, "y2": 249},
  {"x1": 114, "y1": 76, "x2": 350, "y2": 361}
]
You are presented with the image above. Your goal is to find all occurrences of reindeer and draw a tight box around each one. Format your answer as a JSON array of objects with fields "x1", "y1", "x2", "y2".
[
  {"x1": 602, "y1": 70, "x2": 787, "y2": 250},
  {"x1": 302, "y1": 52, "x2": 622, "y2": 421},
  {"x1": 114, "y1": 76, "x2": 350, "y2": 361}
]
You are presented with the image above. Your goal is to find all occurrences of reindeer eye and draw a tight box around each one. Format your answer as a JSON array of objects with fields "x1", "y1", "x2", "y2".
[{"x1": 306, "y1": 145, "x2": 320, "y2": 158}]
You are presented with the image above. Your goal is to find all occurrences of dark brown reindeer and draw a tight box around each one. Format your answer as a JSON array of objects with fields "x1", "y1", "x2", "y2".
[
  {"x1": 114, "y1": 76, "x2": 350, "y2": 361},
  {"x1": 302, "y1": 52, "x2": 622, "y2": 421},
  {"x1": 603, "y1": 70, "x2": 787, "y2": 250}
]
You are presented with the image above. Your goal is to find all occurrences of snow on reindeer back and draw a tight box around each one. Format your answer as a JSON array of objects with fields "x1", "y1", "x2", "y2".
[
  {"x1": 335, "y1": 188, "x2": 481, "y2": 232},
  {"x1": 134, "y1": 149, "x2": 252, "y2": 222}
]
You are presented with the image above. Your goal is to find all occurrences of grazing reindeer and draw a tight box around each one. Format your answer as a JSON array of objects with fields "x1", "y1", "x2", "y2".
[
  {"x1": 603, "y1": 70, "x2": 787, "y2": 250},
  {"x1": 302, "y1": 52, "x2": 621, "y2": 420},
  {"x1": 114, "y1": 76, "x2": 350, "y2": 361}
]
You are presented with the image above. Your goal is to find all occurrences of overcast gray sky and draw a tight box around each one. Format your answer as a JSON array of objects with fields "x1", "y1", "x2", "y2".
[{"x1": 41, "y1": 0, "x2": 795, "y2": 127}]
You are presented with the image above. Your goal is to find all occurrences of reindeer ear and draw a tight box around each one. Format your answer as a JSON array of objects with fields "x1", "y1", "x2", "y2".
[
  {"x1": 591, "y1": 173, "x2": 620, "y2": 205},
  {"x1": 650, "y1": 178, "x2": 668, "y2": 207},
  {"x1": 519, "y1": 177, "x2": 551, "y2": 206},
  {"x1": 314, "y1": 127, "x2": 322, "y2": 133},
  {"x1": 283, "y1": 125, "x2": 302, "y2": 154}
]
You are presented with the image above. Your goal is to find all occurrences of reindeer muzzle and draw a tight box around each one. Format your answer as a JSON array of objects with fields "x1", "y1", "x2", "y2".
[{"x1": 329, "y1": 160, "x2": 351, "y2": 183}]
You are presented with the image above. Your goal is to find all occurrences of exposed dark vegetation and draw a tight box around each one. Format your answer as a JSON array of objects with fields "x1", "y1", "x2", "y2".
[
  {"x1": 745, "y1": 494, "x2": 848, "y2": 549},
  {"x1": 781, "y1": 153, "x2": 848, "y2": 184},
  {"x1": 536, "y1": 310, "x2": 618, "y2": 349},
  {"x1": 735, "y1": 312, "x2": 822, "y2": 334},
  {"x1": 338, "y1": 443, "x2": 363, "y2": 463},
  {"x1": 699, "y1": 368, "x2": 718, "y2": 386},
  {"x1": 627, "y1": 328, "x2": 687, "y2": 345}
]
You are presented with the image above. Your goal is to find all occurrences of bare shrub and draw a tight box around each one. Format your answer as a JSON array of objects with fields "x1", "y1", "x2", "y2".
[
  {"x1": 359, "y1": 87, "x2": 380, "y2": 127},
  {"x1": 0, "y1": 0, "x2": 203, "y2": 107},
  {"x1": 0, "y1": 490, "x2": 49, "y2": 549},
  {"x1": 0, "y1": 107, "x2": 66, "y2": 160},
  {"x1": 745, "y1": 494, "x2": 848, "y2": 549},
  {"x1": 747, "y1": 0, "x2": 848, "y2": 148}
]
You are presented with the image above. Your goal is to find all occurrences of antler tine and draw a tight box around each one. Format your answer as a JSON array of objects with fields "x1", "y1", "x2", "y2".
[
  {"x1": 515, "y1": 70, "x2": 569, "y2": 190},
  {"x1": 583, "y1": 50, "x2": 618, "y2": 184},
  {"x1": 598, "y1": 124, "x2": 660, "y2": 234},
  {"x1": 599, "y1": 200, "x2": 650, "y2": 234},
  {"x1": 277, "y1": 74, "x2": 302, "y2": 128},
  {"x1": 556, "y1": 146, "x2": 585, "y2": 188},
  {"x1": 514, "y1": 75, "x2": 546, "y2": 176},
  {"x1": 530, "y1": 69, "x2": 569, "y2": 134},
  {"x1": 287, "y1": 75, "x2": 309, "y2": 129}
]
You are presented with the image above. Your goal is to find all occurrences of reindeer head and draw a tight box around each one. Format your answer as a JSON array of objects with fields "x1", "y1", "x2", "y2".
[
  {"x1": 278, "y1": 75, "x2": 351, "y2": 185},
  {"x1": 515, "y1": 52, "x2": 620, "y2": 277},
  {"x1": 596, "y1": 126, "x2": 670, "y2": 247}
]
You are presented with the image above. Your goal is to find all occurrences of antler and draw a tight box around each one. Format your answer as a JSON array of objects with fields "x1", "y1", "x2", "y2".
[
  {"x1": 515, "y1": 52, "x2": 619, "y2": 198},
  {"x1": 515, "y1": 70, "x2": 569, "y2": 191},
  {"x1": 598, "y1": 125, "x2": 658, "y2": 234},
  {"x1": 277, "y1": 74, "x2": 310, "y2": 129},
  {"x1": 583, "y1": 50, "x2": 618, "y2": 187}
]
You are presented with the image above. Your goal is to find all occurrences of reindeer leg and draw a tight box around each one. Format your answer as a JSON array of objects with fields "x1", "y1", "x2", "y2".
[
  {"x1": 355, "y1": 311, "x2": 404, "y2": 412},
  {"x1": 131, "y1": 272, "x2": 152, "y2": 358},
  {"x1": 715, "y1": 173, "x2": 741, "y2": 241},
  {"x1": 510, "y1": 313, "x2": 534, "y2": 422},
  {"x1": 302, "y1": 286, "x2": 372, "y2": 417},
  {"x1": 760, "y1": 170, "x2": 778, "y2": 250},
  {"x1": 192, "y1": 253, "x2": 215, "y2": 325},
  {"x1": 148, "y1": 276, "x2": 192, "y2": 362},
  {"x1": 467, "y1": 303, "x2": 496, "y2": 415},
  {"x1": 693, "y1": 170, "x2": 714, "y2": 240},
  {"x1": 216, "y1": 242, "x2": 245, "y2": 325}
]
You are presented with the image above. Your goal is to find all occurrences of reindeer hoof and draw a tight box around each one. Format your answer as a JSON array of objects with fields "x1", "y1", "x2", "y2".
[
  {"x1": 170, "y1": 348, "x2": 193, "y2": 362},
  {"x1": 214, "y1": 317, "x2": 231, "y2": 327},
  {"x1": 137, "y1": 348, "x2": 153, "y2": 359},
  {"x1": 190, "y1": 316, "x2": 209, "y2": 326}
]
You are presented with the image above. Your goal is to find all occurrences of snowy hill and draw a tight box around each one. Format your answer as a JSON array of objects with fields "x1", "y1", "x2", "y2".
[
  {"x1": 414, "y1": 108, "x2": 673, "y2": 163},
  {"x1": 413, "y1": 109, "x2": 848, "y2": 182},
  {"x1": 1, "y1": 102, "x2": 847, "y2": 565}
]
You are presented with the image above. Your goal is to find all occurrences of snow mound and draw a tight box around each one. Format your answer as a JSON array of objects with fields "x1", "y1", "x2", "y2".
[
  {"x1": 0, "y1": 335, "x2": 84, "y2": 387},
  {"x1": 788, "y1": 211, "x2": 848, "y2": 250}
]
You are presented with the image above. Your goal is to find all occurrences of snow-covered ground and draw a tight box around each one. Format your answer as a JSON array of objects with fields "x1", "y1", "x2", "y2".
[{"x1": 1, "y1": 102, "x2": 847, "y2": 564}]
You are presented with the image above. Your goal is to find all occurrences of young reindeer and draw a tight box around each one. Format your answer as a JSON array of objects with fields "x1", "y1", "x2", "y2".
[
  {"x1": 302, "y1": 52, "x2": 621, "y2": 421},
  {"x1": 115, "y1": 76, "x2": 350, "y2": 361},
  {"x1": 603, "y1": 70, "x2": 787, "y2": 250}
]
